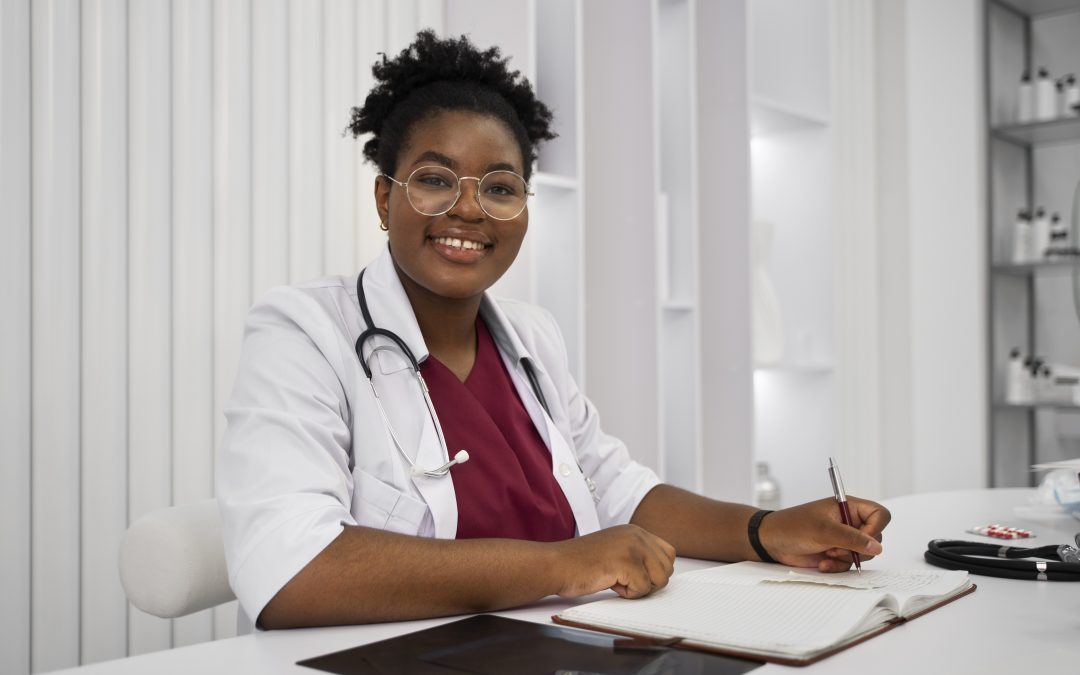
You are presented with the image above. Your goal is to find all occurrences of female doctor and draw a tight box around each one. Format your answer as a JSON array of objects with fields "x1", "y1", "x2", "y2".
[{"x1": 216, "y1": 31, "x2": 891, "y2": 630}]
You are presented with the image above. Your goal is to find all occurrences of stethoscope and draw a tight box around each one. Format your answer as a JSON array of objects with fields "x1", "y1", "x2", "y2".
[
  {"x1": 354, "y1": 269, "x2": 598, "y2": 499},
  {"x1": 925, "y1": 536, "x2": 1080, "y2": 581}
]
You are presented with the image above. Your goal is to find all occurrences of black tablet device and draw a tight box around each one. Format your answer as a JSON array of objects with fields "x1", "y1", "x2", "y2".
[{"x1": 297, "y1": 614, "x2": 762, "y2": 675}]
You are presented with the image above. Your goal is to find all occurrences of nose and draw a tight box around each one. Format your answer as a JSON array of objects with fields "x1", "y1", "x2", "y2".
[{"x1": 447, "y1": 177, "x2": 484, "y2": 220}]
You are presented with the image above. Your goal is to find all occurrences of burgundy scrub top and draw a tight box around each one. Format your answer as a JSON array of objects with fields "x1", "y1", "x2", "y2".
[{"x1": 419, "y1": 318, "x2": 577, "y2": 541}]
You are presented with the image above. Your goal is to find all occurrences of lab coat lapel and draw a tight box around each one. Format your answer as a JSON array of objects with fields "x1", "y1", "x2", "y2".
[
  {"x1": 481, "y1": 299, "x2": 601, "y2": 536},
  {"x1": 358, "y1": 246, "x2": 458, "y2": 539}
]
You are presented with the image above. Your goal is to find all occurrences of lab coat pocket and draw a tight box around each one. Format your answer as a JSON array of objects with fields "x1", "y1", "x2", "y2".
[{"x1": 352, "y1": 468, "x2": 428, "y2": 535}]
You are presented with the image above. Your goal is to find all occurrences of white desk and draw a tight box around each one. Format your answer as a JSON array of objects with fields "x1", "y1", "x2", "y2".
[{"x1": 55, "y1": 489, "x2": 1080, "y2": 674}]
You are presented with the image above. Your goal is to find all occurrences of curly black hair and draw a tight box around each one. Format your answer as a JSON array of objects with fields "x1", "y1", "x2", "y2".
[{"x1": 347, "y1": 30, "x2": 555, "y2": 181}]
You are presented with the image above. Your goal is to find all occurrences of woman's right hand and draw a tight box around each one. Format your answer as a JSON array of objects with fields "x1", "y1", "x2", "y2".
[{"x1": 550, "y1": 524, "x2": 676, "y2": 599}]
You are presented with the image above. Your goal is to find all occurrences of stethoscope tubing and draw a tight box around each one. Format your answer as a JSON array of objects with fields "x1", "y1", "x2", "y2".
[
  {"x1": 925, "y1": 539, "x2": 1080, "y2": 581},
  {"x1": 354, "y1": 268, "x2": 586, "y2": 486}
]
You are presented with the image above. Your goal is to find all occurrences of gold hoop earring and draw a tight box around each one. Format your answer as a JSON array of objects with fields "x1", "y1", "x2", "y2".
[{"x1": 379, "y1": 219, "x2": 388, "y2": 232}]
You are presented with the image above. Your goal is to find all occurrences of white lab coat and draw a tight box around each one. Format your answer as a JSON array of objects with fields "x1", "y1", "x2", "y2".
[{"x1": 216, "y1": 245, "x2": 660, "y2": 624}]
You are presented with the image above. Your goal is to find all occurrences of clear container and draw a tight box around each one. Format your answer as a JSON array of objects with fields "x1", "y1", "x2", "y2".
[{"x1": 755, "y1": 462, "x2": 781, "y2": 511}]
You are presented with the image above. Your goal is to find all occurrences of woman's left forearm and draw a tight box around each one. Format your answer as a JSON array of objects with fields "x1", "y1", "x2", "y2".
[
  {"x1": 629, "y1": 484, "x2": 761, "y2": 561},
  {"x1": 630, "y1": 483, "x2": 891, "y2": 571}
]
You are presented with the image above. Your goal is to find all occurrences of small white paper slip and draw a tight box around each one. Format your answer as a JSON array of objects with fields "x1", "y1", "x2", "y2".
[{"x1": 765, "y1": 569, "x2": 948, "y2": 591}]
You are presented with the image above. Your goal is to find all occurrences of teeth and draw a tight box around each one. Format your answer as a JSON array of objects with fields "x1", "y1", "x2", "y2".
[{"x1": 434, "y1": 236, "x2": 486, "y2": 251}]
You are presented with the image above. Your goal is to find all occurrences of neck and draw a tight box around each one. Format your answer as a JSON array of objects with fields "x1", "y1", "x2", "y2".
[{"x1": 394, "y1": 265, "x2": 482, "y2": 360}]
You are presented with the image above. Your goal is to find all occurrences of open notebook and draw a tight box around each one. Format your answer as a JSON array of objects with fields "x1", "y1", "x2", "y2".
[{"x1": 553, "y1": 561, "x2": 975, "y2": 666}]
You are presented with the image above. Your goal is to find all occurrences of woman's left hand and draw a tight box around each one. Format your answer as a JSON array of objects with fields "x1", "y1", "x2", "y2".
[{"x1": 757, "y1": 497, "x2": 891, "y2": 572}]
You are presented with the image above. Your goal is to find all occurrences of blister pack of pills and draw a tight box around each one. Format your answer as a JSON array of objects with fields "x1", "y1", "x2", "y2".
[{"x1": 966, "y1": 524, "x2": 1034, "y2": 539}]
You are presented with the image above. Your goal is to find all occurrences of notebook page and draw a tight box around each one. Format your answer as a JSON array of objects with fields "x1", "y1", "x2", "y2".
[
  {"x1": 558, "y1": 574, "x2": 891, "y2": 658},
  {"x1": 765, "y1": 567, "x2": 970, "y2": 615}
]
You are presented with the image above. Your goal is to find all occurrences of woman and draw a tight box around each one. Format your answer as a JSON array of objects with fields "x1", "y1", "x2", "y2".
[{"x1": 217, "y1": 31, "x2": 890, "y2": 630}]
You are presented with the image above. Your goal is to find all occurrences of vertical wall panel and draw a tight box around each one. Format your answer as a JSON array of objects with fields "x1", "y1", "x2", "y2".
[
  {"x1": 288, "y1": 0, "x2": 325, "y2": 282},
  {"x1": 354, "y1": 0, "x2": 387, "y2": 268},
  {"x1": 12, "y1": 1, "x2": 446, "y2": 663},
  {"x1": 417, "y1": 0, "x2": 446, "y2": 34},
  {"x1": 252, "y1": 0, "x2": 290, "y2": 296},
  {"x1": 80, "y1": 0, "x2": 129, "y2": 664},
  {"x1": 695, "y1": 0, "x2": 753, "y2": 502},
  {"x1": 30, "y1": 0, "x2": 82, "y2": 671},
  {"x1": 213, "y1": 0, "x2": 254, "y2": 639},
  {"x1": 324, "y1": 0, "x2": 358, "y2": 277},
  {"x1": 387, "y1": 0, "x2": 420, "y2": 52},
  {"x1": 581, "y1": 0, "x2": 661, "y2": 476},
  {"x1": 128, "y1": 0, "x2": 174, "y2": 655},
  {"x1": 0, "y1": 1, "x2": 32, "y2": 673},
  {"x1": 172, "y1": 0, "x2": 214, "y2": 648}
]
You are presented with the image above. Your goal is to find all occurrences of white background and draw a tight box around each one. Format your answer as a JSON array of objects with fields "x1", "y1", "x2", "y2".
[{"x1": 1, "y1": 0, "x2": 997, "y2": 672}]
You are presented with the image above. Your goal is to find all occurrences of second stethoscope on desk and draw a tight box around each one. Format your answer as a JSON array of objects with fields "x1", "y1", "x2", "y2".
[{"x1": 353, "y1": 269, "x2": 598, "y2": 499}]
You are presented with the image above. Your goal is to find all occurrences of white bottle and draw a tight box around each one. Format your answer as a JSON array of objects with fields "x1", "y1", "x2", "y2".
[
  {"x1": 1018, "y1": 71, "x2": 1034, "y2": 123},
  {"x1": 1036, "y1": 68, "x2": 1056, "y2": 121},
  {"x1": 1032, "y1": 207, "x2": 1051, "y2": 260},
  {"x1": 1049, "y1": 230, "x2": 1068, "y2": 256},
  {"x1": 1064, "y1": 75, "x2": 1079, "y2": 117},
  {"x1": 1006, "y1": 349, "x2": 1032, "y2": 404},
  {"x1": 1048, "y1": 213, "x2": 1065, "y2": 255},
  {"x1": 754, "y1": 462, "x2": 781, "y2": 511},
  {"x1": 1012, "y1": 209, "x2": 1033, "y2": 263}
]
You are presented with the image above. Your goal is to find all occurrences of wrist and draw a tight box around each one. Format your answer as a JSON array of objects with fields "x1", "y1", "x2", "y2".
[
  {"x1": 747, "y1": 509, "x2": 777, "y2": 563},
  {"x1": 540, "y1": 539, "x2": 571, "y2": 596}
]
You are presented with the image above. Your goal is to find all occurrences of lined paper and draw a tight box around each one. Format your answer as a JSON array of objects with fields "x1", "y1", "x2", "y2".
[
  {"x1": 558, "y1": 562, "x2": 971, "y2": 658},
  {"x1": 560, "y1": 576, "x2": 887, "y2": 656}
]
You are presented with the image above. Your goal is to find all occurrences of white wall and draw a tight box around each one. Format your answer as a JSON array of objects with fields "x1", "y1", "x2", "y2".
[
  {"x1": 876, "y1": 0, "x2": 988, "y2": 495},
  {"x1": 0, "y1": 1, "x2": 442, "y2": 671}
]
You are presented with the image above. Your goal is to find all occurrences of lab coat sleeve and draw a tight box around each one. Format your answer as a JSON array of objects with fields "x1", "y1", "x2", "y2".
[
  {"x1": 537, "y1": 310, "x2": 661, "y2": 530},
  {"x1": 216, "y1": 286, "x2": 357, "y2": 624}
]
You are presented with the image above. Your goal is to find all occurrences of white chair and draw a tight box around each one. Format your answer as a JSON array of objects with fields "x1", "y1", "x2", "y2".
[{"x1": 119, "y1": 498, "x2": 236, "y2": 619}]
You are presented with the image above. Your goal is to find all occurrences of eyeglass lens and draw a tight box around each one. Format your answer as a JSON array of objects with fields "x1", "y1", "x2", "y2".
[{"x1": 405, "y1": 165, "x2": 528, "y2": 220}]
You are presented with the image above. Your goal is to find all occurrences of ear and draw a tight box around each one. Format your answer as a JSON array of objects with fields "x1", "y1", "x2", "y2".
[{"x1": 374, "y1": 174, "x2": 391, "y2": 226}]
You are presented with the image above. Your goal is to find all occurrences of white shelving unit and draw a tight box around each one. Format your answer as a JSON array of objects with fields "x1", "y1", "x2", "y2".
[
  {"x1": 986, "y1": 0, "x2": 1080, "y2": 485},
  {"x1": 749, "y1": 0, "x2": 836, "y2": 508},
  {"x1": 446, "y1": 0, "x2": 586, "y2": 386},
  {"x1": 654, "y1": 0, "x2": 703, "y2": 492},
  {"x1": 450, "y1": 0, "x2": 755, "y2": 499}
]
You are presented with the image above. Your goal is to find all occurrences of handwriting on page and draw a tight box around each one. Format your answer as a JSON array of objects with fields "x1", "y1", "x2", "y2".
[{"x1": 771, "y1": 569, "x2": 947, "y2": 591}]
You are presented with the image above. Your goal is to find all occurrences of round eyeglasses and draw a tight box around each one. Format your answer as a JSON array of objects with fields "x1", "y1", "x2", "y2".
[{"x1": 381, "y1": 165, "x2": 532, "y2": 221}]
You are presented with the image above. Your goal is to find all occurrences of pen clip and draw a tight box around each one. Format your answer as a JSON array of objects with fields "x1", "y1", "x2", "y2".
[{"x1": 828, "y1": 456, "x2": 847, "y2": 502}]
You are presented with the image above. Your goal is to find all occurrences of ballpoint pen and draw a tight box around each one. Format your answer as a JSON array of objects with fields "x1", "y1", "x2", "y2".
[{"x1": 827, "y1": 457, "x2": 862, "y2": 573}]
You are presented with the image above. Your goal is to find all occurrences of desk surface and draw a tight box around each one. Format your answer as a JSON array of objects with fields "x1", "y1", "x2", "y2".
[{"x1": 55, "y1": 489, "x2": 1080, "y2": 674}]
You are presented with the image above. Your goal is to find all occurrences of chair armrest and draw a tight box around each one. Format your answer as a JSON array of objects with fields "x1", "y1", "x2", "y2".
[{"x1": 119, "y1": 498, "x2": 235, "y2": 618}]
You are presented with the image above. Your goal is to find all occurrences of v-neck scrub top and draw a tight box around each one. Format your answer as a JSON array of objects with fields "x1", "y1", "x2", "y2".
[
  {"x1": 421, "y1": 318, "x2": 577, "y2": 542},
  {"x1": 216, "y1": 245, "x2": 662, "y2": 625}
]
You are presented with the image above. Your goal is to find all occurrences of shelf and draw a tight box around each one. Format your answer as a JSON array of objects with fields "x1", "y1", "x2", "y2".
[
  {"x1": 531, "y1": 172, "x2": 579, "y2": 191},
  {"x1": 749, "y1": 96, "x2": 828, "y2": 138},
  {"x1": 995, "y1": 400, "x2": 1080, "y2": 411},
  {"x1": 992, "y1": 0, "x2": 1080, "y2": 17},
  {"x1": 754, "y1": 361, "x2": 834, "y2": 374},
  {"x1": 662, "y1": 300, "x2": 696, "y2": 313},
  {"x1": 992, "y1": 259, "x2": 1080, "y2": 275},
  {"x1": 991, "y1": 116, "x2": 1080, "y2": 147}
]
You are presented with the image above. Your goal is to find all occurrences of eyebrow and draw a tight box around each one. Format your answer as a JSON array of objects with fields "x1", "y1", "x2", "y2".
[
  {"x1": 412, "y1": 151, "x2": 521, "y2": 175},
  {"x1": 414, "y1": 150, "x2": 457, "y2": 169}
]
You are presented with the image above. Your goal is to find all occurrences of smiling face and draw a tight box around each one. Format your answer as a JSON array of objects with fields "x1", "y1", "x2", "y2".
[{"x1": 375, "y1": 109, "x2": 528, "y2": 304}]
